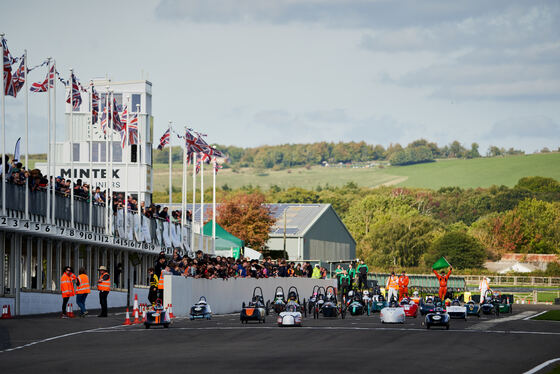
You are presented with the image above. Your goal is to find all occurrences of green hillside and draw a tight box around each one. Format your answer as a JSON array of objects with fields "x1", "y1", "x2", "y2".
[{"x1": 153, "y1": 152, "x2": 560, "y2": 192}]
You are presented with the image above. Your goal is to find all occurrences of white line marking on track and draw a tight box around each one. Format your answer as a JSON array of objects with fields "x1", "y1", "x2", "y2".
[
  {"x1": 0, "y1": 324, "x2": 136, "y2": 354},
  {"x1": 523, "y1": 311, "x2": 547, "y2": 320},
  {"x1": 523, "y1": 358, "x2": 560, "y2": 374},
  {"x1": 467, "y1": 311, "x2": 536, "y2": 330}
]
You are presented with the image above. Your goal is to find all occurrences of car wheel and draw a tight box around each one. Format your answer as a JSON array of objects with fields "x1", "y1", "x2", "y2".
[
  {"x1": 145, "y1": 324, "x2": 150, "y2": 329},
  {"x1": 164, "y1": 324, "x2": 169, "y2": 328}
]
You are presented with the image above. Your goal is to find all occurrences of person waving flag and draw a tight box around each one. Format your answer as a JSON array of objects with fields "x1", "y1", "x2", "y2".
[{"x1": 432, "y1": 257, "x2": 452, "y2": 300}]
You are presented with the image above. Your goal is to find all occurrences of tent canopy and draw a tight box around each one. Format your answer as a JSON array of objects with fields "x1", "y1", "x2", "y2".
[{"x1": 203, "y1": 220, "x2": 244, "y2": 252}]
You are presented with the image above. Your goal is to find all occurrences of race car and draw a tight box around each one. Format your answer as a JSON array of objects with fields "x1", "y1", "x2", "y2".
[
  {"x1": 307, "y1": 286, "x2": 325, "y2": 315},
  {"x1": 316, "y1": 286, "x2": 345, "y2": 319},
  {"x1": 277, "y1": 287, "x2": 305, "y2": 326},
  {"x1": 240, "y1": 286, "x2": 267, "y2": 324},
  {"x1": 419, "y1": 296, "x2": 437, "y2": 316},
  {"x1": 144, "y1": 301, "x2": 171, "y2": 329},
  {"x1": 346, "y1": 290, "x2": 365, "y2": 316},
  {"x1": 425, "y1": 306, "x2": 450, "y2": 329},
  {"x1": 400, "y1": 298, "x2": 418, "y2": 318},
  {"x1": 380, "y1": 299, "x2": 405, "y2": 324},
  {"x1": 190, "y1": 296, "x2": 212, "y2": 320},
  {"x1": 371, "y1": 294, "x2": 388, "y2": 313},
  {"x1": 446, "y1": 299, "x2": 467, "y2": 320},
  {"x1": 465, "y1": 300, "x2": 481, "y2": 317},
  {"x1": 496, "y1": 293, "x2": 513, "y2": 314},
  {"x1": 268, "y1": 286, "x2": 287, "y2": 314}
]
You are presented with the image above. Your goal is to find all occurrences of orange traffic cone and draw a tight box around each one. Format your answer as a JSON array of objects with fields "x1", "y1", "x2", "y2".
[
  {"x1": 133, "y1": 308, "x2": 141, "y2": 324},
  {"x1": 132, "y1": 294, "x2": 139, "y2": 317},
  {"x1": 69, "y1": 303, "x2": 76, "y2": 318},
  {"x1": 123, "y1": 308, "x2": 132, "y2": 325},
  {"x1": 168, "y1": 304, "x2": 175, "y2": 319},
  {"x1": 1, "y1": 305, "x2": 7, "y2": 319},
  {"x1": 5, "y1": 305, "x2": 12, "y2": 319}
]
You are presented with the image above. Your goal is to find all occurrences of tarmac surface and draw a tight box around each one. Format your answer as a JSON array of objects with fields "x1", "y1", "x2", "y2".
[{"x1": 1, "y1": 304, "x2": 559, "y2": 373}]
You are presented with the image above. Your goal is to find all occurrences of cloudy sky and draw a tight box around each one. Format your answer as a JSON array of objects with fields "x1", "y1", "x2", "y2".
[{"x1": 2, "y1": 0, "x2": 559, "y2": 154}]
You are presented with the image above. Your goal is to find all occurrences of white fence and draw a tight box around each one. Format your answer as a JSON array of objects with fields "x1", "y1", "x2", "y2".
[{"x1": 164, "y1": 276, "x2": 336, "y2": 317}]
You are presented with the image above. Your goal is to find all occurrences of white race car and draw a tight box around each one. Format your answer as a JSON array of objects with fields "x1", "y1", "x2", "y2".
[
  {"x1": 446, "y1": 300, "x2": 467, "y2": 320},
  {"x1": 277, "y1": 302, "x2": 303, "y2": 327},
  {"x1": 379, "y1": 300, "x2": 405, "y2": 324}
]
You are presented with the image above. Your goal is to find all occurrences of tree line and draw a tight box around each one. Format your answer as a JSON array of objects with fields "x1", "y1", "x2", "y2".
[
  {"x1": 206, "y1": 176, "x2": 560, "y2": 272},
  {"x1": 152, "y1": 138, "x2": 529, "y2": 168}
]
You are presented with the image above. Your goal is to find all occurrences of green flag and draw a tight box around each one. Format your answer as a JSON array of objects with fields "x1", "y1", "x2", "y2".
[{"x1": 432, "y1": 256, "x2": 450, "y2": 270}]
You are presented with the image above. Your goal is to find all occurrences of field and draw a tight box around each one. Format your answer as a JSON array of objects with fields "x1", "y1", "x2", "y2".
[{"x1": 152, "y1": 152, "x2": 560, "y2": 192}]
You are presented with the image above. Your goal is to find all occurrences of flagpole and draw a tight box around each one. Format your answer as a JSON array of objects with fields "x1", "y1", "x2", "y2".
[
  {"x1": 181, "y1": 130, "x2": 186, "y2": 240},
  {"x1": 69, "y1": 69, "x2": 74, "y2": 229},
  {"x1": 0, "y1": 34, "x2": 5, "y2": 216},
  {"x1": 51, "y1": 60, "x2": 57, "y2": 224},
  {"x1": 168, "y1": 120, "x2": 172, "y2": 244},
  {"x1": 46, "y1": 59, "x2": 52, "y2": 222},
  {"x1": 104, "y1": 87, "x2": 109, "y2": 234},
  {"x1": 212, "y1": 157, "x2": 216, "y2": 254},
  {"x1": 191, "y1": 152, "x2": 196, "y2": 251},
  {"x1": 24, "y1": 50, "x2": 29, "y2": 221},
  {"x1": 109, "y1": 90, "x2": 113, "y2": 235},
  {"x1": 136, "y1": 104, "x2": 140, "y2": 219},
  {"x1": 88, "y1": 82, "x2": 93, "y2": 231},
  {"x1": 124, "y1": 95, "x2": 129, "y2": 238},
  {"x1": 200, "y1": 153, "x2": 204, "y2": 251}
]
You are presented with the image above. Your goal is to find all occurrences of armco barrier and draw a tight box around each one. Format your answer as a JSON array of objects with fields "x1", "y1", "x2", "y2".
[{"x1": 165, "y1": 276, "x2": 337, "y2": 317}]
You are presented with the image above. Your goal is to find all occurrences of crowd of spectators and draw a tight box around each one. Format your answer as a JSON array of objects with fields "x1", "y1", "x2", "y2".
[
  {"x1": 2, "y1": 156, "x2": 193, "y2": 224},
  {"x1": 158, "y1": 249, "x2": 328, "y2": 280}
]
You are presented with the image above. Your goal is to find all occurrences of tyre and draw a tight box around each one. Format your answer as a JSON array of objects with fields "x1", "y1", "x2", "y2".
[
  {"x1": 426, "y1": 323, "x2": 430, "y2": 329},
  {"x1": 164, "y1": 324, "x2": 169, "y2": 328},
  {"x1": 145, "y1": 324, "x2": 150, "y2": 329}
]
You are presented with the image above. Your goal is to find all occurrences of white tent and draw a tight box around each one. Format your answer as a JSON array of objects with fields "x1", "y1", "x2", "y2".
[{"x1": 243, "y1": 247, "x2": 263, "y2": 261}]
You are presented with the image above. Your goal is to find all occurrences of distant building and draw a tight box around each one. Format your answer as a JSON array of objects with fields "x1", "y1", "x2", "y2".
[{"x1": 183, "y1": 203, "x2": 356, "y2": 262}]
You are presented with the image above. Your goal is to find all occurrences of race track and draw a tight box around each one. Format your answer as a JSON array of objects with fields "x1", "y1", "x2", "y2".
[{"x1": 1, "y1": 304, "x2": 559, "y2": 373}]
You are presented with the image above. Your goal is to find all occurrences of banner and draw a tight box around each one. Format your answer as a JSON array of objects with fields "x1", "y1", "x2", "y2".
[
  {"x1": 142, "y1": 216, "x2": 152, "y2": 244},
  {"x1": 162, "y1": 221, "x2": 171, "y2": 248},
  {"x1": 13, "y1": 137, "x2": 21, "y2": 161}
]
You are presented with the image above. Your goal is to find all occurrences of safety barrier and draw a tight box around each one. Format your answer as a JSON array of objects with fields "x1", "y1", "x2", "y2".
[
  {"x1": 164, "y1": 276, "x2": 337, "y2": 317},
  {"x1": 463, "y1": 275, "x2": 560, "y2": 287}
]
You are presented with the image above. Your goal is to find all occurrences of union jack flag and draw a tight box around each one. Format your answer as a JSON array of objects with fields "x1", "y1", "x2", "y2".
[
  {"x1": 206, "y1": 146, "x2": 224, "y2": 159},
  {"x1": 2, "y1": 38, "x2": 15, "y2": 97},
  {"x1": 128, "y1": 113, "x2": 139, "y2": 145},
  {"x1": 119, "y1": 107, "x2": 128, "y2": 148},
  {"x1": 184, "y1": 130, "x2": 200, "y2": 154},
  {"x1": 91, "y1": 87, "x2": 99, "y2": 124},
  {"x1": 213, "y1": 158, "x2": 222, "y2": 173},
  {"x1": 194, "y1": 133, "x2": 211, "y2": 155},
  {"x1": 66, "y1": 73, "x2": 82, "y2": 110},
  {"x1": 11, "y1": 57, "x2": 25, "y2": 97},
  {"x1": 111, "y1": 98, "x2": 123, "y2": 132},
  {"x1": 30, "y1": 65, "x2": 55, "y2": 93},
  {"x1": 99, "y1": 106, "x2": 108, "y2": 135},
  {"x1": 157, "y1": 128, "x2": 171, "y2": 150}
]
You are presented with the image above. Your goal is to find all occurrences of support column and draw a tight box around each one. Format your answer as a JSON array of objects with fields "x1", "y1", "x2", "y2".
[
  {"x1": 86, "y1": 245, "x2": 92, "y2": 282},
  {"x1": 73, "y1": 243, "x2": 79, "y2": 273},
  {"x1": 46, "y1": 240, "x2": 52, "y2": 291},
  {"x1": 109, "y1": 248, "x2": 114, "y2": 288},
  {"x1": 37, "y1": 239, "x2": 43, "y2": 291},
  {"x1": 55, "y1": 242, "x2": 62, "y2": 290},
  {"x1": 9, "y1": 234, "x2": 15, "y2": 296},
  {"x1": 93, "y1": 247, "x2": 99, "y2": 287},
  {"x1": 65, "y1": 243, "x2": 71, "y2": 271},
  {"x1": 15, "y1": 234, "x2": 22, "y2": 316},
  {"x1": 0, "y1": 232, "x2": 5, "y2": 295},
  {"x1": 123, "y1": 250, "x2": 129, "y2": 298},
  {"x1": 25, "y1": 237, "x2": 32, "y2": 289}
]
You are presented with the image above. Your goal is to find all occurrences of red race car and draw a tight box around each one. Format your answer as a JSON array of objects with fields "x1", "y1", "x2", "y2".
[{"x1": 400, "y1": 298, "x2": 418, "y2": 318}]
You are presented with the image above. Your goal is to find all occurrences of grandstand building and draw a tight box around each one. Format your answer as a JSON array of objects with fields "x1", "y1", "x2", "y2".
[{"x1": 35, "y1": 79, "x2": 154, "y2": 204}]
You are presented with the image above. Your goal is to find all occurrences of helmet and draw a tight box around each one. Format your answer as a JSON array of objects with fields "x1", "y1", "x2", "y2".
[
  {"x1": 288, "y1": 291, "x2": 297, "y2": 301},
  {"x1": 413, "y1": 291, "x2": 419, "y2": 296},
  {"x1": 348, "y1": 290, "x2": 354, "y2": 298},
  {"x1": 363, "y1": 290, "x2": 369, "y2": 296}
]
